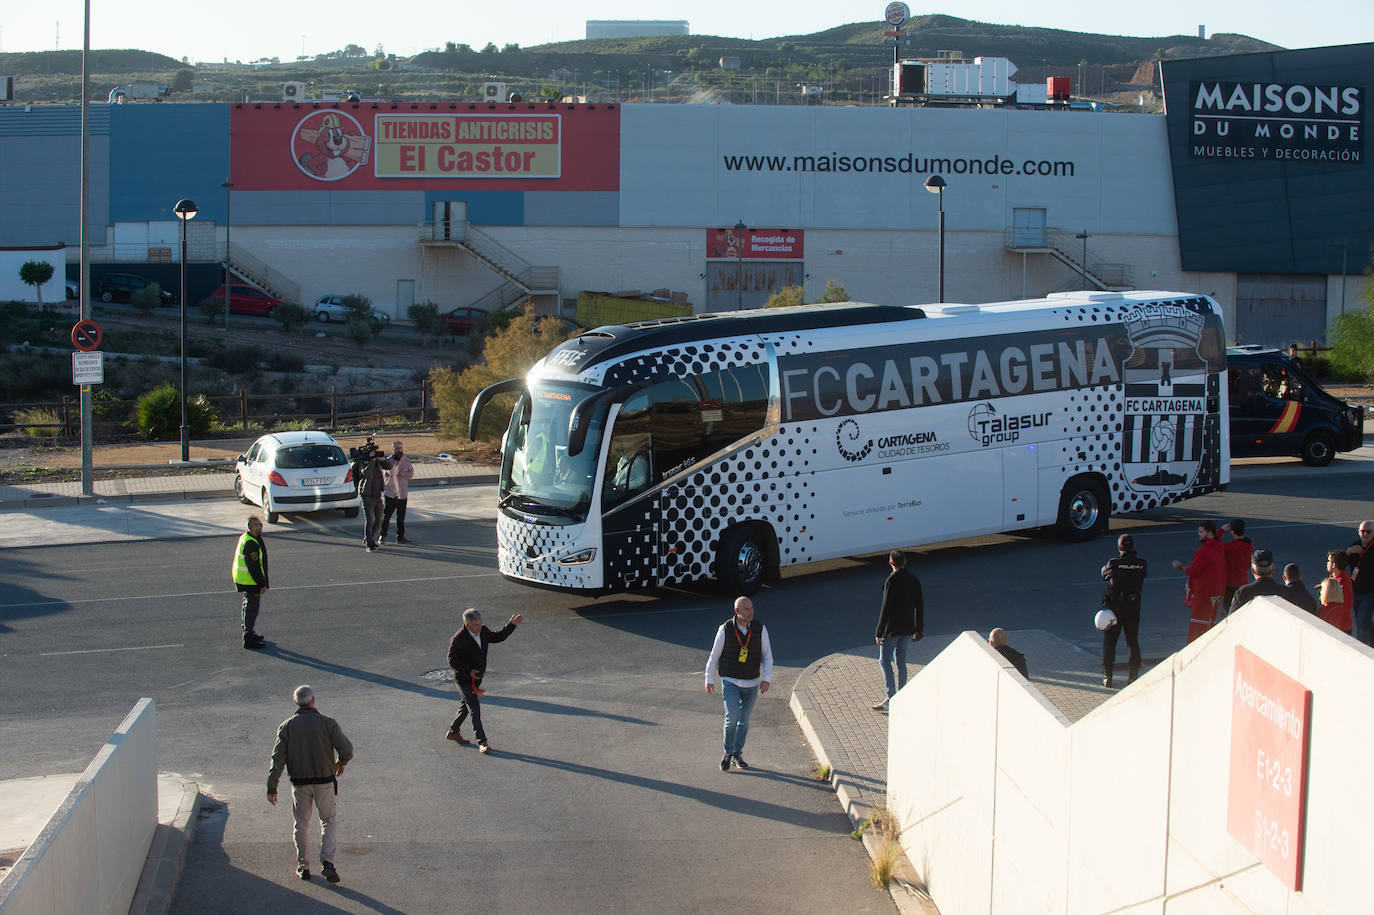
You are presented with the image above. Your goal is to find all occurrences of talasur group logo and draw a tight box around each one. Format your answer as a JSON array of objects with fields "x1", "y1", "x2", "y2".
[{"x1": 292, "y1": 110, "x2": 372, "y2": 181}]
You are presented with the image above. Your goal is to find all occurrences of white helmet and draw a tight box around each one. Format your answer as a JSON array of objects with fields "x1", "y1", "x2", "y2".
[{"x1": 1094, "y1": 609, "x2": 1119, "y2": 631}]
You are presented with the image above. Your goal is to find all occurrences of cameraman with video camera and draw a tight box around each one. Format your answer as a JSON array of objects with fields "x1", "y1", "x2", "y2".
[{"x1": 350, "y1": 435, "x2": 392, "y2": 552}]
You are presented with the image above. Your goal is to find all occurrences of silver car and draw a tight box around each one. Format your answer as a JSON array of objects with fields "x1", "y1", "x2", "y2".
[
  {"x1": 234, "y1": 430, "x2": 361, "y2": 523},
  {"x1": 312, "y1": 294, "x2": 390, "y2": 328}
]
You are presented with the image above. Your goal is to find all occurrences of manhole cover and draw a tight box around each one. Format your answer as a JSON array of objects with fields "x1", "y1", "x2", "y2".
[{"x1": 421, "y1": 668, "x2": 454, "y2": 682}]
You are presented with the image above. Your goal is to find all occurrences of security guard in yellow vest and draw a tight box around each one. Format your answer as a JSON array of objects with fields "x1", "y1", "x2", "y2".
[{"x1": 233, "y1": 515, "x2": 270, "y2": 649}]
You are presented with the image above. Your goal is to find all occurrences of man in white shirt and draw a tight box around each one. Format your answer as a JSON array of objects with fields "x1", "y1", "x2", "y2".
[{"x1": 705, "y1": 596, "x2": 773, "y2": 771}]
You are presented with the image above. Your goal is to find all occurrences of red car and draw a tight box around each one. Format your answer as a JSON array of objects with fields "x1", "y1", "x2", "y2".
[
  {"x1": 439, "y1": 306, "x2": 489, "y2": 334},
  {"x1": 212, "y1": 284, "x2": 285, "y2": 317}
]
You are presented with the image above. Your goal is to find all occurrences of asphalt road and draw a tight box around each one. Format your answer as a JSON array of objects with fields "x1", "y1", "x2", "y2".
[{"x1": 0, "y1": 466, "x2": 1367, "y2": 913}]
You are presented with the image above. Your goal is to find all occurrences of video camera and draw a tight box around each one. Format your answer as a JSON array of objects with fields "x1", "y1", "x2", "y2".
[{"x1": 349, "y1": 436, "x2": 383, "y2": 462}]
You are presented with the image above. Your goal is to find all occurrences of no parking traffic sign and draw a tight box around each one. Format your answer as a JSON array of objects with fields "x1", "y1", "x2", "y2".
[{"x1": 71, "y1": 319, "x2": 102, "y2": 351}]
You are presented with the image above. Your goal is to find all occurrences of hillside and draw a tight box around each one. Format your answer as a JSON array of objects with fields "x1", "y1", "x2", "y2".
[{"x1": 0, "y1": 16, "x2": 1280, "y2": 108}]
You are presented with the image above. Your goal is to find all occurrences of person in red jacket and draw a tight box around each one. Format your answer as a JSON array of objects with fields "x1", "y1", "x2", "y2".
[
  {"x1": 1219, "y1": 518, "x2": 1254, "y2": 615},
  {"x1": 1172, "y1": 521, "x2": 1227, "y2": 642}
]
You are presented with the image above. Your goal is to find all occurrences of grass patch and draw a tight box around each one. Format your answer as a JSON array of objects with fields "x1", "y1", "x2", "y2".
[
  {"x1": 12, "y1": 406, "x2": 62, "y2": 438},
  {"x1": 869, "y1": 839, "x2": 901, "y2": 889},
  {"x1": 816, "y1": 764, "x2": 832, "y2": 781}
]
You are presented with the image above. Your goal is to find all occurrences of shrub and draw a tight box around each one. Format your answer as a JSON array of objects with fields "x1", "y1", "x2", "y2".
[
  {"x1": 197, "y1": 295, "x2": 225, "y2": 325},
  {"x1": 13, "y1": 406, "x2": 61, "y2": 438},
  {"x1": 274, "y1": 302, "x2": 310, "y2": 332},
  {"x1": 819, "y1": 278, "x2": 851, "y2": 303},
  {"x1": 130, "y1": 281, "x2": 163, "y2": 315},
  {"x1": 205, "y1": 344, "x2": 266, "y2": 374},
  {"x1": 1327, "y1": 310, "x2": 1374, "y2": 382},
  {"x1": 132, "y1": 382, "x2": 218, "y2": 440},
  {"x1": 19, "y1": 261, "x2": 55, "y2": 305},
  {"x1": 346, "y1": 314, "x2": 376, "y2": 345},
  {"x1": 0, "y1": 351, "x2": 71, "y2": 400},
  {"x1": 408, "y1": 301, "x2": 443, "y2": 338},
  {"x1": 267, "y1": 350, "x2": 306, "y2": 373},
  {"x1": 766, "y1": 285, "x2": 805, "y2": 308},
  {"x1": 432, "y1": 306, "x2": 578, "y2": 441}
]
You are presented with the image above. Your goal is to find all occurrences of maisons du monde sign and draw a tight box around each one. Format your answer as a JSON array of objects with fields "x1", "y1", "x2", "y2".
[{"x1": 1189, "y1": 80, "x2": 1363, "y2": 162}]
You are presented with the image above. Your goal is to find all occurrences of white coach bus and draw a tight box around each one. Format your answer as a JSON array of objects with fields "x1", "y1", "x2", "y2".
[{"x1": 470, "y1": 291, "x2": 1229, "y2": 594}]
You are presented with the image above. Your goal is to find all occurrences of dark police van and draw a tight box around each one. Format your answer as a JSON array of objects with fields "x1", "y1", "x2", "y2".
[{"x1": 1228, "y1": 347, "x2": 1364, "y2": 465}]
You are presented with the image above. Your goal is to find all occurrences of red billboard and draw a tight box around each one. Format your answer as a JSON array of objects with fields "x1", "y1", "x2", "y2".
[
  {"x1": 229, "y1": 102, "x2": 619, "y2": 191},
  {"x1": 1226, "y1": 646, "x2": 1311, "y2": 890},
  {"x1": 707, "y1": 227, "x2": 804, "y2": 259}
]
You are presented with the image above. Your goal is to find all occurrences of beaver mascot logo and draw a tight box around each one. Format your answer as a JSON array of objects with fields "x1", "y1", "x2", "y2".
[{"x1": 292, "y1": 110, "x2": 371, "y2": 181}]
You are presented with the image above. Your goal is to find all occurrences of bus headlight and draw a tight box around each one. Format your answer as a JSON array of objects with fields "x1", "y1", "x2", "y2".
[{"x1": 559, "y1": 548, "x2": 597, "y2": 565}]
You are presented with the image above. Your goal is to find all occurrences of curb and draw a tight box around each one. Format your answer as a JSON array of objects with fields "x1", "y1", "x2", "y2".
[
  {"x1": 789, "y1": 658, "x2": 940, "y2": 915},
  {"x1": 1, "y1": 471, "x2": 500, "y2": 511},
  {"x1": 128, "y1": 780, "x2": 200, "y2": 915}
]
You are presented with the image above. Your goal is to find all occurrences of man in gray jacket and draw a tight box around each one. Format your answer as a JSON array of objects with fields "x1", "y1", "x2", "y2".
[{"x1": 267, "y1": 685, "x2": 354, "y2": 883}]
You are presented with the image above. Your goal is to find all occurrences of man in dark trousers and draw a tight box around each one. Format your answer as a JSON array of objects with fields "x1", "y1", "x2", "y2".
[
  {"x1": 872, "y1": 549, "x2": 924, "y2": 711},
  {"x1": 231, "y1": 514, "x2": 269, "y2": 649},
  {"x1": 352, "y1": 435, "x2": 392, "y2": 552},
  {"x1": 1231, "y1": 550, "x2": 1294, "y2": 614},
  {"x1": 446, "y1": 607, "x2": 524, "y2": 754},
  {"x1": 1101, "y1": 533, "x2": 1148, "y2": 687},
  {"x1": 705, "y1": 596, "x2": 773, "y2": 772},
  {"x1": 1283, "y1": 563, "x2": 1321, "y2": 615},
  {"x1": 1351, "y1": 521, "x2": 1374, "y2": 645},
  {"x1": 267, "y1": 685, "x2": 353, "y2": 884},
  {"x1": 989, "y1": 629, "x2": 1028, "y2": 679}
]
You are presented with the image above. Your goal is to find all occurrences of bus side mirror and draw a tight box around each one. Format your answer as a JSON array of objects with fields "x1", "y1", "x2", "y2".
[{"x1": 468, "y1": 378, "x2": 524, "y2": 441}]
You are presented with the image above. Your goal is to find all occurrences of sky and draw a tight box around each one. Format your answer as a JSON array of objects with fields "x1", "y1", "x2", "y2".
[{"x1": 0, "y1": 1, "x2": 1369, "y2": 64}]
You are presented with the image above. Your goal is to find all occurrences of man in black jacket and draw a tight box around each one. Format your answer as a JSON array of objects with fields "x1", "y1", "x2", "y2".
[
  {"x1": 1282, "y1": 563, "x2": 1321, "y2": 615},
  {"x1": 1352, "y1": 522, "x2": 1374, "y2": 645},
  {"x1": 872, "y1": 549, "x2": 924, "y2": 711},
  {"x1": 1101, "y1": 533, "x2": 1147, "y2": 688},
  {"x1": 446, "y1": 608, "x2": 524, "y2": 754},
  {"x1": 1230, "y1": 549, "x2": 1293, "y2": 614}
]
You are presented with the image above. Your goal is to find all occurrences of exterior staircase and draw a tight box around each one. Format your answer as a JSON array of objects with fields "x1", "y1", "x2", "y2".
[
  {"x1": 418, "y1": 220, "x2": 560, "y2": 311},
  {"x1": 225, "y1": 241, "x2": 302, "y2": 305},
  {"x1": 1003, "y1": 226, "x2": 1134, "y2": 291}
]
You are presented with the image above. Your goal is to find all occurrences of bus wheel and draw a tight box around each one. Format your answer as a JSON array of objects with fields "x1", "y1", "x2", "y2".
[
  {"x1": 717, "y1": 525, "x2": 766, "y2": 596},
  {"x1": 1300, "y1": 431, "x2": 1336, "y2": 467},
  {"x1": 1056, "y1": 477, "x2": 1108, "y2": 542}
]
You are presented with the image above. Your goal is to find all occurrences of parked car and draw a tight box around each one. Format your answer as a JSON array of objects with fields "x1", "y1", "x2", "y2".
[
  {"x1": 234, "y1": 430, "x2": 361, "y2": 523},
  {"x1": 1228, "y1": 347, "x2": 1364, "y2": 466},
  {"x1": 96, "y1": 273, "x2": 175, "y2": 305},
  {"x1": 212, "y1": 284, "x2": 285, "y2": 318},
  {"x1": 312, "y1": 294, "x2": 391, "y2": 329},
  {"x1": 439, "y1": 306, "x2": 490, "y2": 334}
]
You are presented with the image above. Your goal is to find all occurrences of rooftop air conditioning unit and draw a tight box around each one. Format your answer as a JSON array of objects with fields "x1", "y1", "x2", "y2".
[
  {"x1": 482, "y1": 81, "x2": 507, "y2": 101},
  {"x1": 283, "y1": 81, "x2": 305, "y2": 102}
]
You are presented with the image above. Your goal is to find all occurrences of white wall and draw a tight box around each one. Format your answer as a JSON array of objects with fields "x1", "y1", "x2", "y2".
[
  {"x1": 0, "y1": 699, "x2": 158, "y2": 915},
  {"x1": 0, "y1": 249, "x2": 65, "y2": 303},
  {"x1": 888, "y1": 600, "x2": 1374, "y2": 915}
]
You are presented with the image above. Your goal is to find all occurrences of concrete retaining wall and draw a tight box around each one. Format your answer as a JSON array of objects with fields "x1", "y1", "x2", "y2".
[
  {"x1": 888, "y1": 598, "x2": 1372, "y2": 914},
  {"x1": 0, "y1": 699, "x2": 158, "y2": 915}
]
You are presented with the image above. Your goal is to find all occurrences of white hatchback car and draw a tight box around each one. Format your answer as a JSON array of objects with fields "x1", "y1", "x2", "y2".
[
  {"x1": 234, "y1": 431, "x2": 361, "y2": 523},
  {"x1": 312, "y1": 294, "x2": 390, "y2": 328}
]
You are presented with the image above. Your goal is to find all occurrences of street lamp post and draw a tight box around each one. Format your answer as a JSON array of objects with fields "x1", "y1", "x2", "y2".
[
  {"x1": 924, "y1": 175, "x2": 946, "y2": 303},
  {"x1": 174, "y1": 198, "x2": 199, "y2": 463},
  {"x1": 1075, "y1": 229, "x2": 1091, "y2": 290},
  {"x1": 734, "y1": 220, "x2": 747, "y2": 310},
  {"x1": 1335, "y1": 239, "x2": 1350, "y2": 314},
  {"x1": 221, "y1": 179, "x2": 233, "y2": 328}
]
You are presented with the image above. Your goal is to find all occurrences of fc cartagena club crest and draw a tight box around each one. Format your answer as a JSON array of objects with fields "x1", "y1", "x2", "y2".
[
  {"x1": 292, "y1": 110, "x2": 372, "y2": 181},
  {"x1": 1120, "y1": 303, "x2": 1214, "y2": 493}
]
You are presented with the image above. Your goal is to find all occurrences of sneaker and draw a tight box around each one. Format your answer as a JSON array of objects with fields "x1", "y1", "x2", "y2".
[
  {"x1": 720, "y1": 753, "x2": 732, "y2": 771},
  {"x1": 243, "y1": 640, "x2": 265, "y2": 650},
  {"x1": 871, "y1": 699, "x2": 889, "y2": 712},
  {"x1": 732, "y1": 754, "x2": 750, "y2": 770},
  {"x1": 445, "y1": 730, "x2": 471, "y2": 746},
  {"x1": 1102, "y1": 674, "x2": 1113, "y2": 688},
  {"x1": 321, "y1": 861, "x2": 340, "y2": 884},
  {"x1": 478, "y1": 740, "x2": 491, "y2": 754},
  {"x1": 365, "y1": 545, "x2": 377, "y2": 552},
  {"x1": 396, "y1": 536, "x2": 413, "y2": 544},
  {"x1": 247, "y1": 632, "x2": 266, "y2": 644},
  {"x1": 297, "y1": 864, "x2": 311, "y2": 881}
]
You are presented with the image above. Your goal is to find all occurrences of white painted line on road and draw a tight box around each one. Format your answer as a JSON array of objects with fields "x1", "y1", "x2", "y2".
[
  {"x1": 0, "y1": 571, "x2": 502, "y2": 610},
  {"x1": 40, "y1": 643, "x2": 184, "y2": 657}
]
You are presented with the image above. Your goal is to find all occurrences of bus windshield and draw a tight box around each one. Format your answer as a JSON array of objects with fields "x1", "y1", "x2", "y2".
[{"x1": 499, "y1": 383, "x2": 604, "y2": 524}]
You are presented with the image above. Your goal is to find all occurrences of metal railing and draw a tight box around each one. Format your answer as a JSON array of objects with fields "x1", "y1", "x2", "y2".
[
  {"x1": 2, "y1": 384, "x2": 434, "y2": 438},
  {"x1": 226, "y1": 242, "x2": 303, "y2": 305},
  {"x1": 418, "y1": 220, "x2": 561, "y2": 299},
  {"x1": 470, "y1": 283, "x2": 532, "y2": 314},
  {"x1": 1003, "y1": 226, "x2": 1135, "y2": 290}
]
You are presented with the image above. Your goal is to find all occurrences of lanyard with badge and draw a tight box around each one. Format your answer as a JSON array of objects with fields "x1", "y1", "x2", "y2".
[{"x1": 735, "y1": 621, "x2": 751, "y2": 664}]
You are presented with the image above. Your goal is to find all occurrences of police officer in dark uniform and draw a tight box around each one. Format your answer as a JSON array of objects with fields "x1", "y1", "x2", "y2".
[{"x1": 1101, "y1": 533, "x2": 1148, "y2": 687}]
